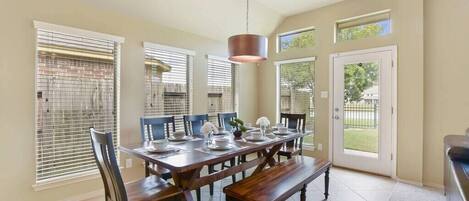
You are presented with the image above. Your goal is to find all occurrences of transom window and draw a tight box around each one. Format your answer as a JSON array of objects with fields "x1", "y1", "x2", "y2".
[
  {"x1": 207, "y1": 56, "x2": 237, "y2": 122},
  {"x1": 277, "y1": 58, "x2": 316, "y2": 145},
  {"x1": 336, "y1": 10, "x2": 391, "y2": 42},
  {"x1": 34, "y1": 22, "x2": 122, "y2": 183},
  {"x1": 278, "y1": 28, "x2": 316, "y2": 52},
  {"x1": 143, "y1": 43, "x2": 194, "y2": 131}
]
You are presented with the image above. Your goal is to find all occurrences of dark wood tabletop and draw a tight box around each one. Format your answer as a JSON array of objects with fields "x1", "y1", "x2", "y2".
[
  {"x1": 120, "y1": 131, "x2": 311, "y2": 172},
  {"x1": 119, "y1": 130, "x2": 312, "y2": 201}
]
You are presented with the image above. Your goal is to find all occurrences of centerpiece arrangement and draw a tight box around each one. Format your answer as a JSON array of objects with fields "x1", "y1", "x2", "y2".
[
  {"x1": 200, "y1": 122, "x2": 219, "y2": 144},
  {"x1": 256, "y1": 116, "x2": 270, "y2": 136},
  {"x1": 229, "y1": 118, "x2": 247, "y2": 138}
]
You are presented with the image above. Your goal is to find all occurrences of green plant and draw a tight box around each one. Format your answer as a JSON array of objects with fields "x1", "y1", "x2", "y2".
[{"x1": 229, "y1": 118, "x2": 247, "y2": 132}]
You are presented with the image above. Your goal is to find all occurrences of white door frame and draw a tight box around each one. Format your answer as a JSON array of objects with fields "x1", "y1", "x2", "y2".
[{"x1": 328, "y1": 45, "x2": 398, "y2": 178}]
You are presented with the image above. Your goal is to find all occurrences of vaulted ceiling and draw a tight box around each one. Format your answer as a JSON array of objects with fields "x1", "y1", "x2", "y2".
[{"x1": 79, "y1": 0, "x2": 343, "y2": 42}]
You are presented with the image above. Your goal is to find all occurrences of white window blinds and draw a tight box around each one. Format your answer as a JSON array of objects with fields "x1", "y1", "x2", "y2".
[
  {"x1": 144, "y1": 44, "x2": 193, "y2": 131},
  {"x1": 35, "y1": 28, "x2": 121, "y2": 183},
  {"x1": 207, "y1": 57, "x2": 236, "y2": 122}
]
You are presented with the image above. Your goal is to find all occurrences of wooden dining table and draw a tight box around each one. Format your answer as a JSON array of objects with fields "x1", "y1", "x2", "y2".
[{"x1": 119, "y1": 130, "x2": 312, "y2": 200}]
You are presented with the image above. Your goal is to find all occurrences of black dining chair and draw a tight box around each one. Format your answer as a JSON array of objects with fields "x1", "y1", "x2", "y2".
[
  {"x1": 89, "y1": 128, "x2": 182, "y2": 201},
  {"x1": 277, "y1": 113, "x2": 307, "y2": 161},
  {"x1": 217, "y1": 112, "x2": 237, "y2": 132}
]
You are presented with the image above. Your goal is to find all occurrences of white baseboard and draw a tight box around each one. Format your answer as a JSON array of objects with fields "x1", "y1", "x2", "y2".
[
  {"x1": 396, "y1": 177, "x2": 423, "y2": 186},
  {"x1": 423, "y1": 182, "x2": 444, "y2": 190}
]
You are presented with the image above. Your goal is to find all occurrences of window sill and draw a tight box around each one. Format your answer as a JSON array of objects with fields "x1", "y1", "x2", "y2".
[{"x1": 32, "y1": 169, "x2": 101, "y2": 191}]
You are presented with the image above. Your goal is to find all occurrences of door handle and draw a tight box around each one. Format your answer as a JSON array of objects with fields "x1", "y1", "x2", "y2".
[{"x1": 334, "y1": 115, "x2": 340, "y2": 120}]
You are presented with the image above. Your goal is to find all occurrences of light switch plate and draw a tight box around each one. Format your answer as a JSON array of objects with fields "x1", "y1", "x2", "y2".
[{"x1": 320, "y1": 91, "x2": 328, "y2": 98}]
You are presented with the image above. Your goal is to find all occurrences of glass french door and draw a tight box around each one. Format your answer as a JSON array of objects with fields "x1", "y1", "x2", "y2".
[{"x1": 332, "y1": 49, "x2": 393, "y2": 176}]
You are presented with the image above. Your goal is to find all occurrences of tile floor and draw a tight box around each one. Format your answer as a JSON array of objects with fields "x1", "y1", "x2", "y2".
[
  {"x1": 88, "y1": 167, "x2": 446, "y2": 201},
  {"x1": 192, "y1": 167, "x2": 445, "y2": 201}
]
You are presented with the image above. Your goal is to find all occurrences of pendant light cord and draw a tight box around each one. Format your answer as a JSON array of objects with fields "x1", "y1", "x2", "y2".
[{"x1": 246, "y1": 0, "x2": 249, "y2": 33}]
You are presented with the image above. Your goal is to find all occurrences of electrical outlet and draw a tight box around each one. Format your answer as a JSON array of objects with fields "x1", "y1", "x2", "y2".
[
  {"x1": 125, "y1": 158, "x2": 133, "y2": 168},
  {"x1": 317, "y1": 143, "x2": 323, "y2": 151}
]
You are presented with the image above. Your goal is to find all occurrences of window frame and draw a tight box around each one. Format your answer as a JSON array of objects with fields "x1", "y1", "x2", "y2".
[
  {"x1": 33, "y1": 21, "x2": 124, "y2": 189},
  {"x1": 142, "y1": 42, "x2": 195, "y2": 130},
  {"x1": 275, "y1": 57, "x2": 316, "y2": 148},
  {"x1": 276, "y1": 26, "x2": 316, "y2": 53},
  {"x1": 206, "y1": 55, "x2": 239, "y2": 121},
  {"x1": 334, "y1": 9, "x2": 392, "y2": 43}
]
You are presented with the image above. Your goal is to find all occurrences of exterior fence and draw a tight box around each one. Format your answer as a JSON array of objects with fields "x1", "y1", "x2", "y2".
[{"x1": 343, "y1": 103, "x2": 379, "y2": 129}]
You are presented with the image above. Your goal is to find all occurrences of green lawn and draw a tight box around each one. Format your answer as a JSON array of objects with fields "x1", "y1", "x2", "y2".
[
  {"x1": 303, "y1": 127, "x2": 378, "y2": 154},
  {"x1": 344, "y1": 128, "x2": 378, "y2": 153}
]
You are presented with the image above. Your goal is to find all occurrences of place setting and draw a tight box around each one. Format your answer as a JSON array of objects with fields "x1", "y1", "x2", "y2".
[
  {"x1": 137, "y1": 139, "x2": 187, "y2": 159},
  {"x1": 272, "y1": 123, "x2": 295, "y2": 136},
  {"x1": 167, "y1": 131, "x2": 192, "y2": 142}
]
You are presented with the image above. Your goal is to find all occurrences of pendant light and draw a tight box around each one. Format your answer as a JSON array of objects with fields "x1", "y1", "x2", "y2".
[{"x1": 228, "y1": 0, "x2": 268, "y2": 63}]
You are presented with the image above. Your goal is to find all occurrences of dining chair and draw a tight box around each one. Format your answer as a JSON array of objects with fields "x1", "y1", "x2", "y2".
[
  {"x1": 89, "y1": 128, "x2": 183, "y2": 201},
  {"x1": 277, "y1": 113, "x2": 307, "y2": 161},
  {"x1": 217, "y1": 112, "x2": 237, "y2": 132},
  {"x1": 140, "y1": 116, "x2": 176, "y2": 142},
  {"x1": 217, "y1": 112, "x2": 249, "y2": 180},
  {"x1": 139, "y1": 116, "x2": 175, "y2": 179},
  {"x1": 183, "y1": 114, "x2": 220, "y2": 196},
  {"x1": 140, "y1": 116, "x2": 202, "y2": 201},
  {"x1": 183, "y1": 114, "x2": 209, "y2": 138}
]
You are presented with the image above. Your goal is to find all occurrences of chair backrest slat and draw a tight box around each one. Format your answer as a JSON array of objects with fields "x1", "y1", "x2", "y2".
[
  {"x1": 90, "y1": 128, "x2": 127, "y2": 201},
  {"x1": 280, "y1": 113, "x2": 306, "y2": 131},
  {"x1": 280, "y1": 113, "x2": 307, "y2": 148},
  {"x1": 140, "y1": 116, "x2": 176, "y2": 142},
  {"x1": 183, "y1": 114, "x2": 209, "y2": 137},
  {"x1": 218, "y1": 112, "x2": 237, "y2": 131}
]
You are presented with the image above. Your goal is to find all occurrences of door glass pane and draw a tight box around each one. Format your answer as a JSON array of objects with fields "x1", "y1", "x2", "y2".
[
  {"x1": 279, "y1": 61, "x2": 315, "y2": 145},
  {"x1": 343, "y1": 62, "x2": 379, "y2": 157}
]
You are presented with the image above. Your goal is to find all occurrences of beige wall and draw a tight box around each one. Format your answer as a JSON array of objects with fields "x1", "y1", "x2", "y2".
[
  {"x1": 423, "y1": 0, "x2": 469, "y2": 187},
  {"x1": 257, "y1": 0, "x2": 425, "y2": 184},
  {"x1": 0, "y1": 0, "x2": 257, "y2": 200}
]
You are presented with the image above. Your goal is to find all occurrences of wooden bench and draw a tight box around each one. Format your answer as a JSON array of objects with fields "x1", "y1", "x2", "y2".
[{"x1": 223, "y1": 156, "x2": 331, "y2": 201}]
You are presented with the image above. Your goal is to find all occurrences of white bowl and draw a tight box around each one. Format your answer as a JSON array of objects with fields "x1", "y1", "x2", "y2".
[
  {"x1": 251, "y1": 132, "x2": 262, "y2": 140},
  {"x1": 278, "y1": 127, "x2": 288, "y2": 133},
  {"x1": 213, "y1": 137, "x2": 230, "y2": 147},
  {"x1": 173, "y1": 131, "x2": 186, "y2": 139},
  {"x1": 151, "y1": 139, "x2": 169, "y2": 150}
]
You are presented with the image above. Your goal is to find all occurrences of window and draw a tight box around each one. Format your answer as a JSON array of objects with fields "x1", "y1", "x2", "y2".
[
  {"x1": 277, "y1": 58, "x2": 315, "y2": 145},
  {"x1": 336, "y1": 10, "x2": 391, "y2": 42},
  {"x1": 207, "y1": 56, "x2": 237, "y2": 122},
  {"x1": 278, "y1": 28, "x2": 315, "y2": 52},
  {"x1": 34, "y1": 22, "x2": 122, "y2": 183},
  {"x1": 143, "y1": 43, "x2": 193, "y2": 131}
]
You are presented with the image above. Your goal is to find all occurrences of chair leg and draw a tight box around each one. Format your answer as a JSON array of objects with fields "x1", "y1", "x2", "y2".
[
  {"x1": 277, "y1": 154, "x2": 281, "y2": 162},
  {"x1": 324, "y1": 167, "x2": 330, "y2": 199},
  {"x1": 144, "y1": 161, "x2": 150, "y2": 177},
  {"x1": 196, "y1": 188, "x2": 201, "y2": 201},
  {"x1": 208, "y1": 165, "x2": 214, "y2": 196},
  {"x1": 300, "y1": 184, "x2": 307, "y2": 201},
  {"x1": 230, "y1": 158, "x2": 236, "y2": 183},
  {"x1": 241, "y1": 155, "x2": 246, "y2": 179},
  {"x1": 221, "y1": 162, "x2": 225, "y2": 170},
  {"x1": 287, "y1": 153, "x2": 292, "y2": 159}
]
